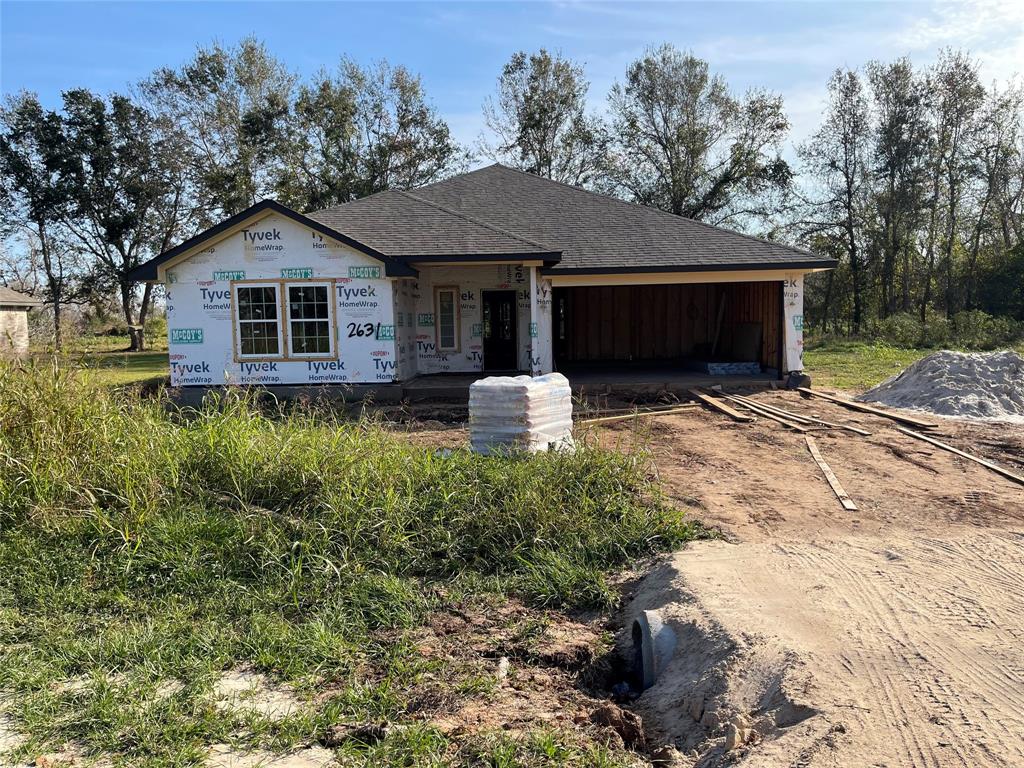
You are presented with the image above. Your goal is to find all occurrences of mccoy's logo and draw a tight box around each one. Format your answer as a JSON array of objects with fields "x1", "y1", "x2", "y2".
[
  {"x1": 792, "y1": 314, "x2": 804, "y2": 331},
  {"x1": 213, "y1": 270, "x2": 245, "y2": 281},
  {"x1": 376, "y1": 325, "x2": 396, "y2": 340},
  {"x1": 471, "y1": 323, "x2": 482, "y2": 337},
  {"x1": 417, "y1": 313, "x2": 434, "y2": 327},
  {"x1": 349, "y1": 266, "x2": 382, "y2": 279},
  {"x1": 529, "y1": 322, "x2": 538, "y2": 338},
  {"x1": 281, "y1": 267, "x2": 313, "y2": 279},
  {"x1": 170, "y1": 328, "x2": 203, "y2": 344}
]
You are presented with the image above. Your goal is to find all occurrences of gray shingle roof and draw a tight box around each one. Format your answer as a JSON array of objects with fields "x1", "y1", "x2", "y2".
[
  {"x1": 407, "y1": 164, "x2": 831, "y2": 273},
  {"x1": 0, "y1": 286, "x2": 41, "y2": 307},
  {"x1": 309, "y1": 189, "x2": 559, "y2": 259}
]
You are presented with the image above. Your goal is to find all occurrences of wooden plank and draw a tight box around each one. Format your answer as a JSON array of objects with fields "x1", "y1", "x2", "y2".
[
  {"x1": 895, "y1": 427, "x2": 1024, "y2": 488},
  {"x1": 797, "y1": 388, "x2": 939, "y2": 429},
  {"x1": 688, "y1": 389, "x2": 755, "y2": 422},
  {"x1": 805, "y1": 435, "x2": 859, "y2": 511},
  {"x1": 577, "y1": 405, "x2": 697, "y2": 426},
  {"x1": 723, "y1": 395, "x2": 808, "y2": 432},
  {"x1": 730, "y1": 394, "x2": 872, "y2": 436}
]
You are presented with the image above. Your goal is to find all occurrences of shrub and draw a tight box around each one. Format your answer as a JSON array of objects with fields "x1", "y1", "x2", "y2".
[
  {"x1": 950, "y1": 310, "x2": 1024, "y2": 350},
  {"x1": 873, "y1": 309, "x2": 949, "y2": 348}
]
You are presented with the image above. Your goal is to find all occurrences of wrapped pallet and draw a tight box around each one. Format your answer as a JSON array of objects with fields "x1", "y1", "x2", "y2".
[{"x1": 469, "y1": 373, "x2": 574, "y2": 455}]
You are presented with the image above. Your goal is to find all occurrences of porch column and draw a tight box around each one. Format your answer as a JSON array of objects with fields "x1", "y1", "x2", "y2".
[{"x1": 528, "y1": 265, "x2": 553, "y2": 375}]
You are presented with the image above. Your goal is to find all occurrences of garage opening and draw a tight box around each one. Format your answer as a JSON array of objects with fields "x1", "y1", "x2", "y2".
[{"x1": 552, "y1": 282, "x2": 782, "y2": 377}]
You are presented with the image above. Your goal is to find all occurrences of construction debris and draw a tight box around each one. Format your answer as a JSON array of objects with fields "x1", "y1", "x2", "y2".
[
  {"x1": 797, "y1": 387, "x2": 938, "y2": 430},
  {"x1": 723, "y1": 395, "x2": 809, "y2": 432},
  {"x1": 805, "y1": 435, "x2": 859, "y2": 511},
  {"x1": 895, "y1": 426, "x2": 1024, "y2": 488},
  {"x1": 688, "y1": 389, "x2": 755, "y2": 423},
  {"x1": 730, "y1": 394, "x2": 872, "y2": 436},
  {"x1": 577, "y1": 404, "x2": 696, "y2": 426}
]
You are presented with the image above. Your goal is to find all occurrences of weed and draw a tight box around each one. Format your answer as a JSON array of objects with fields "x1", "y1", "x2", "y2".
[{"x1": 0, "y1": 362, "x2": 699, "y2": 766}]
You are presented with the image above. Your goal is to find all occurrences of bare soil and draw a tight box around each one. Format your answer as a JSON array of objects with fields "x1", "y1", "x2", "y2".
[{"x1": 597, "y1": 391, "x2": 1024, "y2": 767}]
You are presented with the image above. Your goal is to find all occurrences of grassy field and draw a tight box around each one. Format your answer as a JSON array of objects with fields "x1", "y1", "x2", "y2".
[{"x1": 0, "y1": 363, "x2": 703, "y2": 767}]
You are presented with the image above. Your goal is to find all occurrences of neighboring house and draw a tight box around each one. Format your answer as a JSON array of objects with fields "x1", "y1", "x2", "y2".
[
  {"x1": 0, "y1": 287, "x2": 41, "y2": 356},
  {"x1": 128, "y1": 164, "x2": 835, "y2": 389}
]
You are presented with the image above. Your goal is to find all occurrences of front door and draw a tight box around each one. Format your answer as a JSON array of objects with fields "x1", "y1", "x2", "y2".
[{"x1": 482, "y1": 290, "x2": 518, "y2": 371}]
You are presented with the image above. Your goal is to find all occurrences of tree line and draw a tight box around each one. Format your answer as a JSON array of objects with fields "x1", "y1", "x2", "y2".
[{"x1": 2, "y1": 39, "x2": 1022, "y2": 351}]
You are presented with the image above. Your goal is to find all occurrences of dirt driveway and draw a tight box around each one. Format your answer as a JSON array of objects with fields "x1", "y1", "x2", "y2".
[{"x1": 604, "y1": 392, "x2": 1024, "y2": 767}]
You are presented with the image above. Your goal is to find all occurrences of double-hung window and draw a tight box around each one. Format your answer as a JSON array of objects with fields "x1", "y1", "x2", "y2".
[
  {"x1": 235, "y1": 284, "x2": 283, "y2": 358},
  {"x1": 434, "y1": 286, "x2": 459, "y2": 352},
  {"x1": 232, "y1": 280, "x2": 337, "y2": 360},
  {"x1": 285, "y1": 283, "x2": 335, "y2": 358}
]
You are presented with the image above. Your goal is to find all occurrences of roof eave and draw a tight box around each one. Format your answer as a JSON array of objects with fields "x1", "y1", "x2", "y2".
[{"x1": 542, "y1": 259, "x2": 838, "y2": 276}]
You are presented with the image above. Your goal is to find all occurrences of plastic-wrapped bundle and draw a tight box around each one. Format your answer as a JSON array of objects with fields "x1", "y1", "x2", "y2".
[{"x1": 468, "y1": 373, "x2": 574, "y2": 455}]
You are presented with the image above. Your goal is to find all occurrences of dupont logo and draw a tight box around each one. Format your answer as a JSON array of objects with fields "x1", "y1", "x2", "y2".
[
  {"x1": 170, "y1": 328, "x2": 203, "y2": 344},
  {"x1": 213, "y1": 270, "x2": 245, "y2": 281},
  {"x1": 281, "y1": 267, "x2": 313, "y2": 279},
  {"x1": 349, "y1": 266, "x2": 382, "y2": 279}
]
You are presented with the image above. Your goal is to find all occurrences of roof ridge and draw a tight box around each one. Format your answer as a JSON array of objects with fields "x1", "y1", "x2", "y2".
[
  {"x1": 481, "y1": 163, "x2": 815, "y2": 259},
  {"x1": 397, "y1": 189, "x2": 559, "y2": 253}
]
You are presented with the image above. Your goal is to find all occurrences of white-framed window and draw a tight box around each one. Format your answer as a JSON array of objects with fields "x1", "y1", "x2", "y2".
[
  {"x1": 285, "y1": 282, "x2": 335, "y2": 358},
  {"x1": 434, "y1": 286, "x2": 459, "y2": 352},
  {"x1": 234, "y1": 283, "x2": 284, "y2": 359},
  {"x1": 232, "y1": 280, "x2": 337, "y2": 360}
]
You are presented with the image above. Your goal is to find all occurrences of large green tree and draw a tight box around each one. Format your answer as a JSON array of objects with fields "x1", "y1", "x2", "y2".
[
  {"x1": 58, "y1": 89, "x2": 196, "y2": 351},
  {"x1": 606, "y1": 44, "x2": 791, "y2": 226},
  {"x1": 276, "y1": 59, "x2": 465, "y2": 210},
  {"x1": 0, "y1": 93, "x2": 79, "y2": 348},
  {"x1": 481, "y1": 49, "x2": 607, "y2": 186},
  {"x1": 798, "y1": 69, "x2": 873, "y2": 333},
  {"x1": 141, "y1": 37, "x2": 295, "y2": 219}
]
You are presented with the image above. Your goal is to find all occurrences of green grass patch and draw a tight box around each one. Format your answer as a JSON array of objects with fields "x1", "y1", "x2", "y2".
[
  {"x1": 0, "y1": 361, "x2": 699, "y2": 766},
  {"x1": 803, "y1": 340, "x2": 933, "y2": 392}
]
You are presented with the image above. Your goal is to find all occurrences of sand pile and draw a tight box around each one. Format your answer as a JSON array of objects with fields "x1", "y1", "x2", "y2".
[{"x1": 858, "y1": 350, "x2": 1024, "y2": 422}]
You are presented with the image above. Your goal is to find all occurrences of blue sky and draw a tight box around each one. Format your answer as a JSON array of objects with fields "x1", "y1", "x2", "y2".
[{"x1": 2, "y1": 0, "x2": 1023, "y2": 155}]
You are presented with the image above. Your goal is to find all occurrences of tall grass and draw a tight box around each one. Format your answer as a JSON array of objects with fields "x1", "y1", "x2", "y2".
[{"x1": 0, "y1": 361, "x2": 699, "y2": 766}]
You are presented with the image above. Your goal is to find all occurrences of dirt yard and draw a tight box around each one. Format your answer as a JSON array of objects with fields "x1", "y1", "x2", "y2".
[
  {"x1": 405, "y1": 390, "x2": 1024, "y2": 767},
  {"x1": 603, "y1": 392, "x2": 1024, "y2": 767}
]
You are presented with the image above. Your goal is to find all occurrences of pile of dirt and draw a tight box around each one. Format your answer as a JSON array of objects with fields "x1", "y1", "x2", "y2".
[{"x1": 857, "y1": 350, "x2": 1024, "y2": 422}]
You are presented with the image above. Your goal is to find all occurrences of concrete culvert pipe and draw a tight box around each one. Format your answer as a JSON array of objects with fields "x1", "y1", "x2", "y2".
[{"x1": 632, "y1": 610, "x2": 677, "y2": 690}]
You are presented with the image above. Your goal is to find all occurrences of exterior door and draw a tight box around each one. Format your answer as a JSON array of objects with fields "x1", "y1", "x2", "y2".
[{"x1": 482, "y1": 290, "x2": 518, "y2": 371}]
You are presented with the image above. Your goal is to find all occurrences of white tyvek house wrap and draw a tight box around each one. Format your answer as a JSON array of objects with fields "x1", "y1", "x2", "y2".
[
  {"x1": 412, "y1": 265, "x2": 553, "y2": 375},
  {"x1": 164, "y1": 213, "x2": 397, "y2": 387},
  {"x1": 783, "y1": 274, "x2": 804, "y2": 373}
]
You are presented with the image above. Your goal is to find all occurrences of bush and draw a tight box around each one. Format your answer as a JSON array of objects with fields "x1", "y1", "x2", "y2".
[
  {"x1": 950, "y1": 310, "x2": 1024, "y2": 350},
  {"x1": 871, "y1": 309, "x2": 1023, "y2": 350},
  {"x1": 873, "y1": 309, "x2": 949, "y2": 348}
]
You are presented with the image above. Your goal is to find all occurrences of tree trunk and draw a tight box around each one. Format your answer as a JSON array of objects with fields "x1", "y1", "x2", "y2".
[{"x1": 120, "y1": 281, "x2": 143, "y2": 352}]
